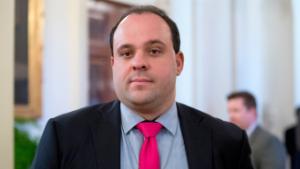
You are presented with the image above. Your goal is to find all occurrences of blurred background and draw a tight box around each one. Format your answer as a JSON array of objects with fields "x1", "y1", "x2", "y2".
[{"x1": 1, "y1": 0, "x2": 300, "y2": 168}]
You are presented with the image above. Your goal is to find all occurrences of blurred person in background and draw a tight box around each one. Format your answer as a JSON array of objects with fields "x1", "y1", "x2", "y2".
[
  {"x1": 227, "y1": 91, "x2": 286, "y2": 169},
  {"x1": 285, "y1": 107, "x2": 300, "y2": 169}
]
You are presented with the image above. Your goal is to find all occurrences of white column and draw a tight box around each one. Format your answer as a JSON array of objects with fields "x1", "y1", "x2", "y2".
[
  {"x1": 0, "y1": 0, "x2": 14, "y2": 168},
  {"x1": 235, "y1": 0, "x2": 294, "y2": 139},
  {"x1": 234, "y1": 0, "x2": 265, "y2": 121},
  {"x1": 293, "y1": 0, "x2": 300, "y2": 107},
  {"x1": 41, "y1": 0, "x2": 88, "y2": 127},
  {"x1": 171, "y1": 0, "x2": 195, "y2": 106},
  {"x1": 195, "y1": 0, "x2": 234, "y2": 119},
  {"x1": 171, "y1": 0, "x2": 234, "y2": 119},
  {"x1": 260, "y1": 0, "x2": 294, "y2": 139}
]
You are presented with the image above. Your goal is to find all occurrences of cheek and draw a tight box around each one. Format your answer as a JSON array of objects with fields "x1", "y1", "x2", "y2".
[
  {"x1": 229, "y1": 114, "x2": 237, "y2": 122},
  {"x1": 156, "y1": 70, "x2": 176, "y2": 84},
  {"x1": 112, "y1": 62, "x2": 127, "y2": 79},
  {"x1": 229, "y1": 113, "x2": 242, "y2": 122},
  {"x1": 112, "y1": 69, "x2": 125, "y2": 90},
  {"x1": 155, "y1": 61, "x2": 177, "y2": 77}
]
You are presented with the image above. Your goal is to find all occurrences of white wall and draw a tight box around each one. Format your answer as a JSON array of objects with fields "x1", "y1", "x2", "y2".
[{"x1": 0, "y1": 0, "x2": 14, "y2": 168}]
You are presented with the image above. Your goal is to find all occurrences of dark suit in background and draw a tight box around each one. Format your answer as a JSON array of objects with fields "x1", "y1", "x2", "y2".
[
  {"x1": 285, "y1": 126, "x2": 300, "y2": 169},
  {"x1": 31, "y1": 101, "x2": 253, "y2": 169},
  {"x1": 249, "y1": 126, "x2": 286, "y2": 169}
]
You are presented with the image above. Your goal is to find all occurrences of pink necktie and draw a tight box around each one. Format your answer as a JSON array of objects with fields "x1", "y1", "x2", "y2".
[{"x1": 136, "y1": 122, "x2": 162, "y2": 169}]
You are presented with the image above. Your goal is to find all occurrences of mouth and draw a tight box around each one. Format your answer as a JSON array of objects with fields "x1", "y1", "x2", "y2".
[{"x1": 129, "y1": 77, "x2": 153, "y2": 85}]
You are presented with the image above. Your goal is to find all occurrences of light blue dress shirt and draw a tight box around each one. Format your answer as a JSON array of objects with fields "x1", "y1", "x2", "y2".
[{"x1": 120, "y1": 102, "x2": 189, "y2": 169}]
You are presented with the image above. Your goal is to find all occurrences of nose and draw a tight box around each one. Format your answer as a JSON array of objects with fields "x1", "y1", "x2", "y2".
[
  {"x1": 131, "y1": 51, "x2": 149, "y2": 71},
  {"x1": 228, "y1": 112, "x2": 236, "y2": 122}
]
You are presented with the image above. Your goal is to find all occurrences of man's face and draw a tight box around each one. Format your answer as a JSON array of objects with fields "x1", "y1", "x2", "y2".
[
  {"x1": 111, "y1": 13, "x2": 184, "y2": 114},
  {"x1": 227, "y1": 98, "x2": 255, "y2": 129}
]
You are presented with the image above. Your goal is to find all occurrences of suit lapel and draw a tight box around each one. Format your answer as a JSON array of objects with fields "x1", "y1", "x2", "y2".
[
  {"x1": 177, "y1": 103, "x2": 212, "y2": 169},
  {"x1": 90, "y1": 101, "x2": 121, "y2": 169},
  {"x1": 249, "y1": 125, "x2": 261, "y2": 145}
]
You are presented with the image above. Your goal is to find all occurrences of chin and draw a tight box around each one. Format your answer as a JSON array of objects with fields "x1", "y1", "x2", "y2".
[
  {"x1": 126, "y1": 95, "x2": 156, "y2": 107},
  {"x1": 130, "y1": 98, "x2": 153, "y2": 105}
]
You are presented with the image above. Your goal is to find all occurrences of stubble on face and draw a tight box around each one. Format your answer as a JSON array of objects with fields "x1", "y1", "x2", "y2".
[{"x1": 111, "y1": 13, "x2": 183, "y2": 119}]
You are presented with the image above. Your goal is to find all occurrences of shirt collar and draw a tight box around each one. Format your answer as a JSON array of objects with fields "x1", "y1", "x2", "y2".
[
  {"x1": 246, "y1": 120, "x2": 258, "y2": 137},
  {"x1": 120, "y1": 102, "x2": 178, "y2": 136}
]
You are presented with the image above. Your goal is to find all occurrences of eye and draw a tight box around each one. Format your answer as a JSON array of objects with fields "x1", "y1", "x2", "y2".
[
  {"x1": 118, "y1": 49, "x2": 133, "y2": 58},
  {"x1": 149, "y1": 48, "x2": 162, "y2": 56},
  {"x1": 121, "y1": 52, "x2": 131, "y2": 57}
]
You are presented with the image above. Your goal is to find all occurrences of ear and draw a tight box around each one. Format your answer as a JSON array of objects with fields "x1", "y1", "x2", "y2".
[
  {"x1": 248, "y1": 107, "x2": 257, "y2": 118},
  {"x1": 111, "y1": 56, "x2": 114, "y2": 66},
  {"x1": 175, "y1": 51, "x2": 184, "y2": 76}
]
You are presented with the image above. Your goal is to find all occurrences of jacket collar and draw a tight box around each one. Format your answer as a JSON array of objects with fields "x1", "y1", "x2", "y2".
[
  {"x1": 90, "y1": 101, "x2": 121, "y2": 169},
  {"x1": 177, "y1": 102, "x2": 213, "y2": 169}
]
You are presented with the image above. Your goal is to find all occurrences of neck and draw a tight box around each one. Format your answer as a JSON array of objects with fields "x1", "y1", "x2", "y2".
[
  {"x1": 138, "y1": 113, "x2": 160, "y2": 121},
  {"x1": 246, "y1": 120, "x2": 257, "y2": 136},
  {"x1": 125, "y1": 97, "x2": 175, "y2": 121}
]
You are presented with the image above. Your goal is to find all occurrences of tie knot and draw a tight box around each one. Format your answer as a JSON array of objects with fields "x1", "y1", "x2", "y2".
[{"x1": 137, "y1": 122, "x2": 162, "y2": 138}]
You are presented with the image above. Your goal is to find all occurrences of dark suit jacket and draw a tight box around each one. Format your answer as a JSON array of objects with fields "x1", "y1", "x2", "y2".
[
  {"x1": 31, "y1": 101, "x2": 253, "y2": 169},
  {"x1": 285, "y1": 126, "x2": 300, "y2": 169}
]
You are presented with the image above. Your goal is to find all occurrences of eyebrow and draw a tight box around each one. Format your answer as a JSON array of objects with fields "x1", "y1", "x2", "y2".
[
  {"x1": 116, "y1": 39, "x2": 166, "y2": 52},
  {"x1": 145, "y1": 39, "x2": 166, "y2": 47},
  {"x1": 117, "y1": 44, "x2": 134, "y2": 50}
]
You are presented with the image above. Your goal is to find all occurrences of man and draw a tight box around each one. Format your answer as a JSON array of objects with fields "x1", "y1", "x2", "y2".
[
  {"x1": 227, "y1": 91, "x2": 286, "y2": 169},
  {"x1": 32, "y1": 6, "x2": 253, "y2": 169},
  {"x1": 285, "y1": 107, "x2": 300, "y2": 169}
]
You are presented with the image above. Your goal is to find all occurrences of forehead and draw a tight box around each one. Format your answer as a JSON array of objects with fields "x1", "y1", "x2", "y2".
[
  {"x1": 113, "y1": 13, "x2": 172, "y2": 48},
  {"x1": 228, "y1": 98, "x2": 245, "y2": 107}
]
